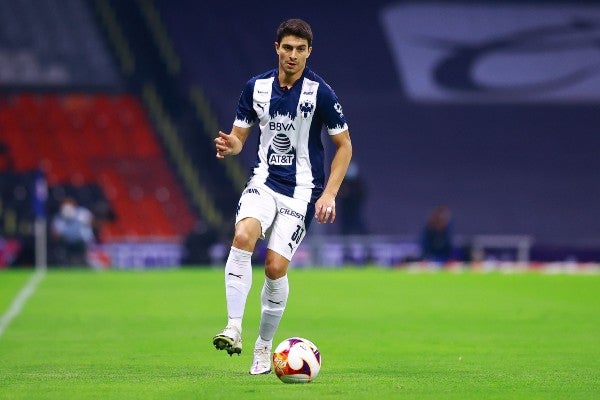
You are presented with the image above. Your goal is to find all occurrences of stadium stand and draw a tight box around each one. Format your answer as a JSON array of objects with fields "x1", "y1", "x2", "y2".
[
  {"x1": 92, "y1": 0, "x2": 242, "y2": 228},
  {"x1": 0, "y1": 0, "x2": 199, "y2": 268},
  {"x1": 0, "y1": 0, "x2": 119, "y2": 88},
  {"x1": 0, "y1": 93, "x2": 195, "y2": 242},
  {"x1": 2, "y1": 0, "x2": 599, "y2": 266}
]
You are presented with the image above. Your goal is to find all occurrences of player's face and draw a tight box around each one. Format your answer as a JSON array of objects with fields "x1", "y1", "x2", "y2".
[{"x1": 275, "y1": 35, "x2": 311, "y2": 80}]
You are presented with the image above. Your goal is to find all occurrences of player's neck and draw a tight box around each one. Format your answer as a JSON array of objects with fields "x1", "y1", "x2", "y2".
[{"x1": 278, "y1": 68, "x2": 304, "y2": 90}]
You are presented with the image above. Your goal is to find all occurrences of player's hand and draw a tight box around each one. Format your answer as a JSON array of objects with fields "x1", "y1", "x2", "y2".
[
  {"x1": 214, "y1": 131, "x2": 234, "y2": 159},
  {"x1": 315, "y1": 193, "x2": 336, "y2": 224}
]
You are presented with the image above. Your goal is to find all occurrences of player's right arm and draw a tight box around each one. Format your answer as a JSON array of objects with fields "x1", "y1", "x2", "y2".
[{"x1": 214, "y1": 125, "x2": 251, "y2": 159}]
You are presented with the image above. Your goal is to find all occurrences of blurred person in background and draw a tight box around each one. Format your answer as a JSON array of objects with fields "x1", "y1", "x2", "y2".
[
  {"x1": 212, "y1": 18, "x2": 352, "y2": 375},
  {"x1": 421, "y1": 205, "x2": 453, "y2": 264},
  {"x1": 50, "y1": 197, "x2": 94, "y2": 266}
]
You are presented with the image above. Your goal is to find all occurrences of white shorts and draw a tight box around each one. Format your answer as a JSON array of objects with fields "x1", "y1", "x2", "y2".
[{"x1": 235, "y1": 182, "x2": 314, "y2": 261}]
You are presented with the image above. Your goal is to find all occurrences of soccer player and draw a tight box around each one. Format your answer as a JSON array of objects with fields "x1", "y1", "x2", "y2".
[{"x1": 212, "y1": 18, "x2": 352, "y2": 374}]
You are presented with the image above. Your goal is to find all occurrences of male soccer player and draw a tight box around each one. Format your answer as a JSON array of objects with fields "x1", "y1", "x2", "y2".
[{"x1": 213, "y1": 18, "x2": 352, "y2": 375}]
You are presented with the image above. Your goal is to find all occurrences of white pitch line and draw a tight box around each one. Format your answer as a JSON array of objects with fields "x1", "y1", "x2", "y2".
[{"x1": 0, "y1": 269, "x2": 46, "y2": 339}]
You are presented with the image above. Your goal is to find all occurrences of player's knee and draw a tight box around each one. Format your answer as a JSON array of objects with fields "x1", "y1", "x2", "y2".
[
  {"x1": 232, "y1": 231, "x2": 252, "y2": 249},
  {"x1": 232, "y1": 218, "x2": 261, "y2": 250},
  {"x1": 265, "y1": 264, "x2": 287, "y2": 280},
  {"x1": 265, "y1": 254, "x2": 289, "y2": 279}
]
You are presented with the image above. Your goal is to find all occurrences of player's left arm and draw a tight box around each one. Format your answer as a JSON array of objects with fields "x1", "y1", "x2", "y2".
[{"x1": 315, "y1": 130, "x2": 352, "y2": 224}]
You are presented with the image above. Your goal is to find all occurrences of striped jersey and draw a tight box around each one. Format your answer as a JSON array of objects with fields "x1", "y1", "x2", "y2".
[{"x1": 233, "y1": 67, "x2": 348, "y2": 203}]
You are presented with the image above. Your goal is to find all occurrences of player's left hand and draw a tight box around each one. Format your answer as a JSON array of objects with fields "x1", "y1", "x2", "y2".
[{"x1": 315, "y1": 193, "x2": 336, "y2": 224}]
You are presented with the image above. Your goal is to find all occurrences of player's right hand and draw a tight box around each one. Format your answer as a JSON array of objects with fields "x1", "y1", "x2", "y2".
[{"x1": 214, "y1": 131, "x2": 232, "y2": 159}]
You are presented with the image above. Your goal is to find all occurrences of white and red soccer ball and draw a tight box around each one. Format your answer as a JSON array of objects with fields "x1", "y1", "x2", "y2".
[{"x1": 272, "y1": 337, "x2": 321, "y2": 383}]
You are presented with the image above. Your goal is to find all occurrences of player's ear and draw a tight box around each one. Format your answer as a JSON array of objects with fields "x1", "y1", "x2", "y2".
[
  {"x1": 307, "y1": 46, "x2": 312, "y2": 58},
  {"x1": 274, "y1": 42, "x2": 280, "y2": 53}
]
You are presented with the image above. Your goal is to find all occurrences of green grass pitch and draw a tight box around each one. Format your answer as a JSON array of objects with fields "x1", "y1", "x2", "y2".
[{"x1": 0, "y1": 267, "x2": 599, "y2": 399}]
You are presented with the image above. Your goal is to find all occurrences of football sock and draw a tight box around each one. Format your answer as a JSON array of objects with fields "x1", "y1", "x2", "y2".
[
  {"x1": 255, "y1": 335, "x2": 271, "y2": 350},
  {"x1": 258, "y1": 275, "x2": 289, "y2": 343},
  {"x1": 225, "y1": 246, "x2": 253, "y2": 330}
]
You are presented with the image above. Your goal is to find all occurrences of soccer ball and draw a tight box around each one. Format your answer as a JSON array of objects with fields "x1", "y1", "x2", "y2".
[{"x1": 272, "y1": 337, "x2": 321, "y2": 383}]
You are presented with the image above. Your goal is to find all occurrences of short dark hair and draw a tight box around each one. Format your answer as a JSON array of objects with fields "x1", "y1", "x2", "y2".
[{"x1": 276, "y1": 19, "x2": 313, "y2": 47}]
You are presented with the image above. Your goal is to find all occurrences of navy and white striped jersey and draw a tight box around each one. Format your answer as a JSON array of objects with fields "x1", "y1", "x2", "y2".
[{"x1": 233, "y1": 67, "x2": 348, "y2": 203}]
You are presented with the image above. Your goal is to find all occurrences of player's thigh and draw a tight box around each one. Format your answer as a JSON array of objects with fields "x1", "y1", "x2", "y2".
[
  {"x1": 267, "y1": 197, "x2": 314, "y2": 261},
  {"x1": 236, "y1": 185, "x2": 277, "y2": 240}
]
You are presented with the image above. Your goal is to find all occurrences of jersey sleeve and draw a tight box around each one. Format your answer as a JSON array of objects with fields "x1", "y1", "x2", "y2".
[
  {"x1": 317, "y1": 83, "x2": 348, "y2": 135},
  {"x1": 233, "y1": 80, "x2": 257, "y2": 128}
]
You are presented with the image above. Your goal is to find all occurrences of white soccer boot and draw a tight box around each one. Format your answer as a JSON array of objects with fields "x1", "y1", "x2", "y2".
[
  {"x1": 213, "y1": 325, "x2": 242, "y2": 356},
  {"x1": 249, "y1": 340, "x2": 272, "y2": 375}
]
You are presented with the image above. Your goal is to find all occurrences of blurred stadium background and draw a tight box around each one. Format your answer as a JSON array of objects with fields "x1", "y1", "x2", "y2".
[{"x1": 1, "y1": 0, "x2": 599, "y2": 269}]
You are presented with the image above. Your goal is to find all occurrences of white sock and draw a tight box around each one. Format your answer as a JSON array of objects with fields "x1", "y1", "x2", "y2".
[
  {"x1": 225, "y1": 246, "x2": 253, "y2": 330},
  {"x1": 258, "y1": 275, "x2": 289, "y2": 343},
  {"x1": 255, "y1": 335, "x2": 271, "y2": 350}
]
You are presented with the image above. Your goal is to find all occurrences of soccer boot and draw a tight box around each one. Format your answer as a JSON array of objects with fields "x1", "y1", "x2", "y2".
[
  {"x1": 249, "y1": 341, "x2": 272, "y2": 375},
  {"x1": 213, "y1": 325, "x2": 242, "y2": 356}
]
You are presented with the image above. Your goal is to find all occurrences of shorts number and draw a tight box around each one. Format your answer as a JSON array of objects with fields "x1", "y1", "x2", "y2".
[{"x1": 291, "y1": 225, "x2": 305, "y2": 244}]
